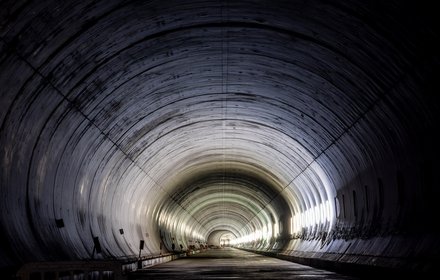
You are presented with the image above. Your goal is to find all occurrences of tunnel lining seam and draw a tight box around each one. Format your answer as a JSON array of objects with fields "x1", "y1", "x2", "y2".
[
  {"x1": 0, "y1": 36, "x2": 209, "y2": 235},
  {"x1": 0, "y1": 10, "x2": 432, "y2": 243},
  {"x1": 0, "y1": 31, "x2": 420, "y2": 239},
  {"x1": 237, "y1": 48, "x2": 426, "y2": 233}
]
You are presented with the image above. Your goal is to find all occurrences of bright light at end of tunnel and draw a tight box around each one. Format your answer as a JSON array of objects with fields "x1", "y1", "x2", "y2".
[{"x1": 230, "y1": 222, "x2": 274, "y2": 246}]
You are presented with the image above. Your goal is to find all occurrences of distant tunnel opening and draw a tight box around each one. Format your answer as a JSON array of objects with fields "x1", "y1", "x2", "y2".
[{"x1": 154, "y1": 165, "x2": 333, "y2": 252}]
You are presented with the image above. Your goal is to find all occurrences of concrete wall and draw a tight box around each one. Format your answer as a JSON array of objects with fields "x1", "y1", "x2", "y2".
[{"x1": 0, "y1": 0, "x2": 438, "y2": 275}]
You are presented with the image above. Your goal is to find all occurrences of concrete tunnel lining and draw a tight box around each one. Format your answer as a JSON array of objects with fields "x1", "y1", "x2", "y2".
[{"x1": 0, "y1": 0, "x2": 439, "y2": 275}]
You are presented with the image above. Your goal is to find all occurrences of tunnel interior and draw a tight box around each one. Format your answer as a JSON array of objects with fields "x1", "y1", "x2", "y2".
[{"x1": 0, "y1": 0, "x2": 439, "y2": 275}]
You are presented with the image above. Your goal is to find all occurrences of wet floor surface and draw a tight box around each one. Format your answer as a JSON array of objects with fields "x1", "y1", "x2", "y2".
[{"x1": 128, "y1": 247, "x2": 359, "y2": 279}]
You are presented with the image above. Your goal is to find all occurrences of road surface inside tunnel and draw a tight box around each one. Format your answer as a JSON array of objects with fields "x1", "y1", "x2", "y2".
[{"x1": 129, "y1": 247, "x2": 358, "y2": 279}]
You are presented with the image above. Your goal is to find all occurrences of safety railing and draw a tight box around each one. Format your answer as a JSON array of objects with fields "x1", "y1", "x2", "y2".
[
  {"x1": 16, "y1": 250, "x2": 202, "y2": 279},
  {"x1": 16, "y1": 260, "x2": 125, "y2": 280}
]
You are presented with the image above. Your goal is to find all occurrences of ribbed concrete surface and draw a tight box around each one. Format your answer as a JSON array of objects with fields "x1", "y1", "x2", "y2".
[
  {"x1": 0, "y1": 0, "x2": 439, "y2": 276},
  {"x1": 130, "y1": 248, "x2": 357, "y2": 279}
]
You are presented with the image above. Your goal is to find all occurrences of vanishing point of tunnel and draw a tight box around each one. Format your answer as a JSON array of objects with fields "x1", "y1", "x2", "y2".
[{"x1": 0, "y1": 0, "x2": 439, "y2": 279}]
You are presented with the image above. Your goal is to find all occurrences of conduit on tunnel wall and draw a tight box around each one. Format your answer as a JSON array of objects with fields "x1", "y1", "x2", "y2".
[{"x1": 0, "y1": 0, "x2": 439, "y2": 272}]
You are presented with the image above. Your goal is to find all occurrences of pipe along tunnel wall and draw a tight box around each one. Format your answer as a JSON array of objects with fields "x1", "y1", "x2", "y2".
[{"x1": 0, "y1": 0, "x2": 439, "y2": 276}]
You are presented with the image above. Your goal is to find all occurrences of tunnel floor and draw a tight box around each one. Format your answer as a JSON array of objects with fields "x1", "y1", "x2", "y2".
[{"x1": 129, "y1": 247, "x2": 358, "y2": 279}]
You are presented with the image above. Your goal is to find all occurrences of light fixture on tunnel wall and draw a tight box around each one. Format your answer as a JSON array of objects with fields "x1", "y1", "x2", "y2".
[{"x1": 55, "y1": 218, "x2": 64, "y2": 228}]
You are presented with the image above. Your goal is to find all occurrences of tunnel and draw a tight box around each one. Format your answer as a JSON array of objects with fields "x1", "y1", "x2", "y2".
[{"x1": 0, "y1": 0, "x2": 439, "y2": 278}]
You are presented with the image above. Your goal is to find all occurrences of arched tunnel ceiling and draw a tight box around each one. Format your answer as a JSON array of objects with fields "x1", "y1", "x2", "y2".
[
  {"x1": 0, "y1": 0, "x2": 438, "y2": 266},
  {"x1": 161, "y1": 169, "x2": 290, "y2": 238}
]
